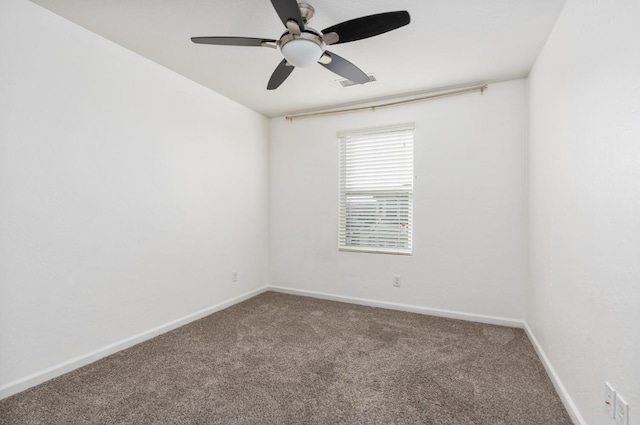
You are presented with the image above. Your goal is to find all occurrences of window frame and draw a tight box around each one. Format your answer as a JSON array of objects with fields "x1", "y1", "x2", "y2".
[{"x1": 337, "y1": 123, "x2": 415, "y2": 256}]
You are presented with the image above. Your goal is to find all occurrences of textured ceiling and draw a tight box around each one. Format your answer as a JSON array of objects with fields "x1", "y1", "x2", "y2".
[{"x1": 29, "y1": 0, "x2": 566, "y2": 117}]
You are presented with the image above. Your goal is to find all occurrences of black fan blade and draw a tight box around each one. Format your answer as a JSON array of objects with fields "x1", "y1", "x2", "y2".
[
  {"x1": 191, "y1": 37, "x2": 276, "y2": 46},
  {"x1": 320, "y1": 51, "x2": 369, "y2": 84},
  {"x1": 270, "y1": 0, "x2": 304, "y2": 30},
  {"x1": 267, "y1": 59, "x2": 295, "y2": 90},
  {"x1": 322, "y1": 11, "x2": 410, "y2": 44}
]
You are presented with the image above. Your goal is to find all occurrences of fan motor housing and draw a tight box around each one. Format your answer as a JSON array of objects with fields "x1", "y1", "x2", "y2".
[{"x1": 279, "y1": 27, "x2": 324, "y2": 49}]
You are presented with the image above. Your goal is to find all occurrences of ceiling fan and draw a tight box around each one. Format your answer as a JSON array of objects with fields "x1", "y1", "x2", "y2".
[{"x1": 191, "y1": 0, "x2": 410, "y2": 90}]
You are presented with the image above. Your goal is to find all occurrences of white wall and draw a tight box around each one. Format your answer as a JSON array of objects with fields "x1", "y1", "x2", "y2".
[
  {"x1": 0, "y1": 0, "x2": 268, "y2": 395},
  {"x1": 269, "y1": 80, "x2": 527, "y2": 322},
  {"x1": 527, "y1": 0, "x2": 640, "y2": 424}
]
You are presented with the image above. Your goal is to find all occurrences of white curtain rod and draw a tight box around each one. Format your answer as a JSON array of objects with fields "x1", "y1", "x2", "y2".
[{"x1": 285, "y1": 84, "x2": 489, "y2": 121}]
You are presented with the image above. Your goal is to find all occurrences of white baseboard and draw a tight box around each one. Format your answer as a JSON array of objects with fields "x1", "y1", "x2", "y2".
[
  {"x1": 523, "y1": 323, "x2": 586, "y2": 425},
  {"x1": 267, "y1": 285, "x2": 525, "y2": 328},
  {"x1": 0, "y1": 285, "x2": 269, "y2": 401}
]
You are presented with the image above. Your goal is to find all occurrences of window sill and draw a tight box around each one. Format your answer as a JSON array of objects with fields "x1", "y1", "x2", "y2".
[{"x1": 339, "y1": 247, "x2": 412, "y2": 256}]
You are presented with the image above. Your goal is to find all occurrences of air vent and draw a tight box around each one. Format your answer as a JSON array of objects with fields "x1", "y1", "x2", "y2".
[{"x1": 338, "y1": 75, "x2": 377, "y2": 87}]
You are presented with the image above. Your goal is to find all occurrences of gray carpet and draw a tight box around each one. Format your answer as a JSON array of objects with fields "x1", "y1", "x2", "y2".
[{"x1": 0, "y1": 292, "x2": 572, "y2": 424}]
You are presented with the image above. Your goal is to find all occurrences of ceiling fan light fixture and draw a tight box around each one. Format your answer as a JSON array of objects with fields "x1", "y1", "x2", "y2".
[{"x1": 281, "y1": 38, "x2": 323, "y2": 67}]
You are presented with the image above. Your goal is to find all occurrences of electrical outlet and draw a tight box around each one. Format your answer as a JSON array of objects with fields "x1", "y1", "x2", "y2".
[
  {"x1": 232, "y1": 271, "x2": 238, "y2": 283},
  {"x1": 605, "y1": 382, "x2": 616, "y2": 418},
  {"x1": 616, "y1": 393, "x2": 629, "y2": 425},
  {"x1": 393, "y1": 275, "x2": 401, "y2": 287}
]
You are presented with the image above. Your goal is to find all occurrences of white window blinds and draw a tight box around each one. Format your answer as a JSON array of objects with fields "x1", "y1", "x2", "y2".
[{"x1": 338, "y1": 124, "x2": 414, "y2": 255}]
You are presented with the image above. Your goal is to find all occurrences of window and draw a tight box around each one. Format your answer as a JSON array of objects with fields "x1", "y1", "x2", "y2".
[{"x1": 338, "y1": 124, "x2": 414, "y2": 255}]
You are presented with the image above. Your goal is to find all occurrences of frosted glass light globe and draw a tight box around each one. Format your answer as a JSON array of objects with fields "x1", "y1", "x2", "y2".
[{"x1": 281, "y1": 39, "x2": 323, "y2": 67}]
